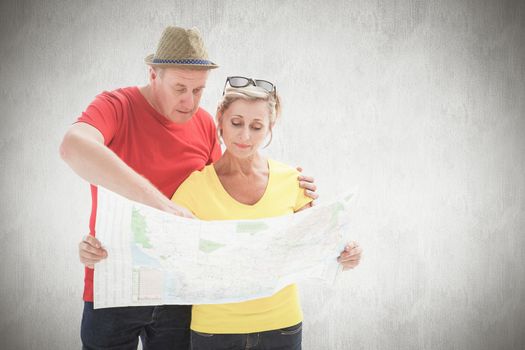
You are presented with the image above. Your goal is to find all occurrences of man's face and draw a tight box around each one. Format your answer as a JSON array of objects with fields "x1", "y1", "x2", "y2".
[{"x1": 150, "y1": 67, "x2": 210, "y2": 123}]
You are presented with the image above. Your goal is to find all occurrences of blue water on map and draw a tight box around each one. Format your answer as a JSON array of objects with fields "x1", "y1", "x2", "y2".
[{"x1": 130, "y1": 244, "x2": 161, "y2": 268}]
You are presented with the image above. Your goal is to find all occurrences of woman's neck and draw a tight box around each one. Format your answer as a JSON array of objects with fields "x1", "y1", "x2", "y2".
[
  {"x1": 214, "y1": 151, "x2": 267, "y2": 177},
  {"x1": 213, "y1": 151, "x2": 269, "y2": 205}
]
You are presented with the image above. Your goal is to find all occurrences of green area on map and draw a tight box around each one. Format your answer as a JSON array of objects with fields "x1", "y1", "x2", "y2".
[
  {"x1": 199, "y1": 239, "x2": 225, "y2": 253},
  {"x1": 236, "y1": 221, "x2": 269, "y2": 235},
  {"x1": 329, "y1": 202, "x2": 345, "y2": 230},
  {"x1": 131, "y1": 207, "x2": 152, "y2": 249}
]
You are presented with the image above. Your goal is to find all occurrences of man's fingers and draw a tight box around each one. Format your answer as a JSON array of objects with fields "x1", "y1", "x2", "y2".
[
  {"x1": 296, "y1": 166, "x2": 303, "y2": 173},
  {"x1": 176, "y1": 208, "x2": 195, "y2": 219},
  {"x1": 80, "y1": 250, "x2": 107, "y2": 261},
  {"x1": 79, "y1": 241, "x2": 107, "y2": 256},
  {"x1": 80, "y1": 250, "x2": 107, "y2": 267},
  {"x1": 296, "y1": 171, "x2": 318, "y2": 200},
  {"x1": 304, "y1": 189, "x2": 319, "y2": 200},
  {"x1": 166, "y1": 202, "x2": 195, "y2": 219},
  {"x1": 299, "y1": 181, "x2": 317, "y2": 193},
  {"x1": 84, "y1": 234, "x2": 102, "y2": 249},
  {"x1": 298, "y1": 175, "x2": 314, "y2": 183},
  {"x1": 180, "y1": 210, "x2": 195, "y2": 219}
]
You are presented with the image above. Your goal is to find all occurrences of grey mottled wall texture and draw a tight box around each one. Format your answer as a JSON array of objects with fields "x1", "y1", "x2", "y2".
[{"x1": 1, "y1": 0, "x2": 524, "y2": 349}]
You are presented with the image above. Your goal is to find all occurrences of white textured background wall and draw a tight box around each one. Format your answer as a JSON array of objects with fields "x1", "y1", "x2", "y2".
[{"x1": 1, "y1": 0, "x2": 524, "y2": 349}]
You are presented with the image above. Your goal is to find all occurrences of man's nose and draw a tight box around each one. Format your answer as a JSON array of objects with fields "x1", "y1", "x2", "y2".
[{"x1": 180, "y1": 92, "x2": 194, "y2": 109}]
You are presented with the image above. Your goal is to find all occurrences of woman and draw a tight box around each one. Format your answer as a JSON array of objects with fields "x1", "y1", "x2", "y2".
[{"x1": 171, "y1": 76, "x2": 358, "y2": 350}]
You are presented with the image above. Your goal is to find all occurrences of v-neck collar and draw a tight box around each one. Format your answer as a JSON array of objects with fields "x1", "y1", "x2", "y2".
[{"x1": 209, "y1": 159, "x2": 273, "y2": 208}]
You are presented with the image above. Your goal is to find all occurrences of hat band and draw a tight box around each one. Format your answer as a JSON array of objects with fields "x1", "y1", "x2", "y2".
[{"x1": 152, "y1": 58, "x2": 214, "y2": 65}]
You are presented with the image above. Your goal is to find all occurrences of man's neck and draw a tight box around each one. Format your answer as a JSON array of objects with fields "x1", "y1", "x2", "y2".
[{"x1": 139, "y1": 85, "x2": 161, "y2": 114}]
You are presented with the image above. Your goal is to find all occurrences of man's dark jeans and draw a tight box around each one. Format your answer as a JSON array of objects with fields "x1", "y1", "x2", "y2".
[
  {"x1": 81, "y1": 302, "x2": 191, "y2": 350},
  {"x1": 190, "y1": 323, "x2": 302, "y2": 350}
]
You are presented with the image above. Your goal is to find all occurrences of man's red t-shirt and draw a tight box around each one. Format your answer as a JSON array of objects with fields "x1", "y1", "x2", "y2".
[{"x1": 76, "y1": 86, "x2": 221, "y2": 302}]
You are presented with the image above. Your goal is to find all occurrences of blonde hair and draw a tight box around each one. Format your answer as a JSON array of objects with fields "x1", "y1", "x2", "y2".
[{"x1": 216, "y1": 86, "x2": 281, "y2": 126}]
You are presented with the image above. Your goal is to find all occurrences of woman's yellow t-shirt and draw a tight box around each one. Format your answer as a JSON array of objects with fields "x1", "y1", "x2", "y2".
[{"x1": 171, "y1": 158, "x2": 312, "y2": 334}]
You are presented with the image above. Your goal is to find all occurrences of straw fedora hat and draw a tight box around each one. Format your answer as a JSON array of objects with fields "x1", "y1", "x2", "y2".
[{"x1": 145, "y1": 26, "x2": 218, "y2": 69}]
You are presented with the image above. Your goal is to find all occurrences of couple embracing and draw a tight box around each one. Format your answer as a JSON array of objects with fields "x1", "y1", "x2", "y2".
[{"x1": 61, "y1": 26, "x2": 362, "y2": 350}]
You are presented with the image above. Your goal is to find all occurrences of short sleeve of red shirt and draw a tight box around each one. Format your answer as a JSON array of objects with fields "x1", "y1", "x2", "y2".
[
  {"x1": 76, "y1": 90, "x2": 126, "y2": 145},
  {"x1": 203, "y1": 110, "x2": 222, "y2": 164}
]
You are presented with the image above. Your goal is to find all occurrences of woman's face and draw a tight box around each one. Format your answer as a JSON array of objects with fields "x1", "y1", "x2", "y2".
[{"x1": 219, "y1": 99, "x2": 271, "y2": 159}]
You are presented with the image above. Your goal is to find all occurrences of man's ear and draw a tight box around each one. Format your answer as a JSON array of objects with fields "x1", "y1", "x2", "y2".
[{"x1": 148, "y1": 66, "x2": 157, "y2": 82}]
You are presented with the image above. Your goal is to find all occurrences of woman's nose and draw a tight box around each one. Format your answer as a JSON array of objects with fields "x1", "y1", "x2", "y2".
[{"x1": 240, "y1": 127, "x2": 250, "y2": 140}]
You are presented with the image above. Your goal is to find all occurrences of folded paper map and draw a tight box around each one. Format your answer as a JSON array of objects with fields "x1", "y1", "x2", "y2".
[{"x1": 94, "y1": 187, "x2": 354, "y2": 309}]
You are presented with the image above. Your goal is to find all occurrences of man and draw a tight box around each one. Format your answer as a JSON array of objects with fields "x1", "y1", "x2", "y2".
[{"x1": 60, "y1": 26, "x2": 345, "y2": 349}]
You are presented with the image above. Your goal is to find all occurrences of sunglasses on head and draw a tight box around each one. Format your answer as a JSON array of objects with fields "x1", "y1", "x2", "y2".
[{"x1": 222, "y1": 76, "x2": 276, "y2": 95}]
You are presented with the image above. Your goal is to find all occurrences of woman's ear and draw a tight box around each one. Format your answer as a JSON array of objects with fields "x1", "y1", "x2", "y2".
[
  {"x1": 263, "y1": 125, "x2": 274, "y2": 148},
  {"x1": 269, "y1": 121, "x2": 275, "y2": 132}
]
